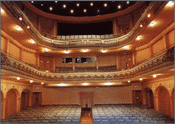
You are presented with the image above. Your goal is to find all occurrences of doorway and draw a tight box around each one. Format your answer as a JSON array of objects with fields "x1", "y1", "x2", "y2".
[
  {"x1": 21, "y1": 90, "x2": 30, "y2": 110},
  {"x1": 32, "y1": 92, "x2": 42, "y2": 107},
  {"x1": 145, "y1": 89, "x2": 154, "y2": 109},
  {"x1": 132, "y1": 90, "x2": 142, "y2": 107}
]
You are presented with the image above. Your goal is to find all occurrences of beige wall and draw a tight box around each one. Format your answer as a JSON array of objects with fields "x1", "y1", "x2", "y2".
[
  {"x1": 1, "y1": 36, "x2": 6, "y2": 52},
  {"x1": 152, "y1": 37, "x2": 166, "y2": 55},
  {"x1": 32, "y1": 84, "x2": 142, "y2": 105},
  {"x1": 22, "y1": 50, "x2": 36, "y2": 65},
  {"x1": 167, "y1": 29, "x2": 174, "y2": 46},
  {"x1": 136, "y1": 48, "x2": 151, "y2": 63},
  {"x1": 98, "y1": 55, "x2": 116, "y2": 66},
  {"x1": 9, "y1": 42, "x2": 20, "y2": 60}
]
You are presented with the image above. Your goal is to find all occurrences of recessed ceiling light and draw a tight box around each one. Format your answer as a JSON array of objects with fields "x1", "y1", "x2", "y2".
[
  {"x1": 64, "y1": 50, "x2": 69, "y2": 54},
  {"x1": 149, "y1": 21, "x2": 156, "y2": 27},
  {"x1": 140, "y1": 78, "x2": 143, "y2": 81},
  {"x1": 83, "y1": 9, "x2": 87, "y2": 13},
  {"x1": 49, "y1": 7, "x2": 53, "y2": 11},
  {"x1": 26, "y1": 25, "x2": 30, "y2": 29},
  {"x1": 31, "y1": 1, "x2": 34, "y2": 3},
  {"x1": 16, "y1": 26, "x2": 23, "y2": 31},
  {"x1": 17, "y1": 77, "x2": 20, "y2": 80},
  {"x1": 18, "y1": 16, "x2": 23, "y2": 21},
  {"x1": 166, "y1": 1, "x2": 174, "y2": 6},
  {"x1": 83, "y1": 83, "x2": 89, "y2": 86},
  {"x1": 82, "y1": 49, "x2": 88, "y2": 52},
  {"x1": 41, "y1": 4, "x2": 43, "y2": 6},
  {"x1": 41, "y1": 82, "x2": 44, "y2": 84},
  {"x1": 128, "y1": 81, "x2": 130, "y2": 83},
  {"x1": 97, "y1": 10, "x2": 100, "y2": 12},
  {"x1": 90, "y1": 2, "x2": 94, "y2": 6},
  {"x1": 63, "y1": 4, "x2": 66, "y2": 8},
  {"x1": 136, "y1": 36, "x2": 141, "y2": 40},
  {"x1": 102, "y1": 49, "x2": 107, "y2": 53},
  {"x1": 70, "y1": 9, "x2": 74, "y2": 13},
  {"x1": 55, "y1": 1, "x2": 57, "y2": 3},
  {"x1": 44, "y1": 48, "x2": 49, "y2": 52},
  {"x1": 104, "y1": 3, "x2": 107, "y2": 7},
  {"x1": 30, "y1": 80, "x2": 33, "y2": 83},
  {"x1": 77, "y1": 3, "x2": 80, "y2": 7},
  {"x1": 147, "y1": 13, "x2": 151, "y2": 18},
  {"x1": 153, "y1": 74, "x2": 157, "y2": 78},
  {"x1": 30, "y1": 39, "x2": 35, "y2": 44},
  {"x1": 118, "y1": 5, "x2": 121, "y2": 9},
  {"x1": 140, "y1": 24, "x2": 143, "y2": 27},
  {"x1": 126, "y1": 1, "x2": 130, "y2": 4}
]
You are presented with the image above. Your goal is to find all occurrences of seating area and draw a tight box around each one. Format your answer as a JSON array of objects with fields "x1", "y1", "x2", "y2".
[
  {"x1": 98, "y1": 66, "x2": 116, "y2": 72},
  {"x1": 92, "y1": 104, "x2": 174, "y2": 124},
  {"x1": 55, "y1": 67, "x2": 73, "y2": 72},
  {"x1": 75, "y1": 67, "x2": 97, "y2": 72},
  {"x1": 1, "y1": 105, "x2": 81, "y2": 124}
]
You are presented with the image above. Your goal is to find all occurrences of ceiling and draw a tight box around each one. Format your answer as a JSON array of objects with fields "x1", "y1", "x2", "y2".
[{"x1": 29, "y1": 1, "x2": 137, "y2": 17}]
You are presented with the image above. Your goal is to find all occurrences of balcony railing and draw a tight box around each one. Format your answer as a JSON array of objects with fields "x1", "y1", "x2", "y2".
[{"x1": 1, "y1": 46, "x2": 174, "y2": 82}]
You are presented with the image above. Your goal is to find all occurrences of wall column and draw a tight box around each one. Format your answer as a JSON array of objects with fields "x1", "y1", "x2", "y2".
[
  {"x1": 116, "y1": 55, "x2": 119, "y2": 70},
  {"x1": 154, "y1": 95, "x2": 159, "y2": 111},
  {"x1": 72, "y1": 57, "x2": 75, "y2": 71},
  {"x1": 164, "y1": 34, "x2": 170, "y2": 50},
  {"x1": 16, "y1": 97, "x2": 21, "y2": 113},
  {"x1": 112, "y1": 18, "x2": 120, "y2": 37},
  {"x1": 132, "y1": 52, "x2": 136, "y2": 65},
  {"x1": 96, "y1": 56, "x2": 99, "y2": 71},
  {"x1": 28, "y1": 92, "x2": 33, "y2": 108},
  {"x1": 1, "y1": 98, "x2": 7, "y2": 119},
  {"x1": 150, "y1": 45, "x2": 153, "y2": 58},
  {"x1": 53, "y1": 20, "x2": 57, "y2": 37}
]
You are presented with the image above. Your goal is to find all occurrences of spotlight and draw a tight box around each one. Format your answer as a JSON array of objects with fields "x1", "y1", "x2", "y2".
[
  {"x1": 140, "y1": 24, "x2": 143, "y2": 27},
  {"x1": 83, "y1": 9, "x2": 87, "y2": 13},
  {"x1": 17, "y1": 77, "x2": 20, "y2": 80},
  {"x1": 41, "y1": 82, "x2": 44, "y2": 84},
  {"x1": 104, "y1": 3, "x2": 107, "y2": 7},
  {"x1": 18, "y1": 16, "x2": 23, "y2": 21},
  {"x1": 102, "y1": 49, "x2": 107, "y2": 53},
  {"x1": 136, "y1": 36, "x2": 141, "y2": 40},
  {"x1": 49, "y1": 7, "x2": 53, "y2": 11},
  {"x1": 118, "y1": 5, "x2": 121, "y2": 9},
  {"x1": 140, "y1": 78, "x2": 143, "y2": 81},
  {"x1": 64, "y1": 50, "x2": 69, "y2": 54},
  {"x1": 149, "y1": 21, "x2": 156, "y2": 27},
  {"x1": 63, "y1": 4, "x2": 66, "y2": 8},
  {"x1": 70, "y1": 9, "x2": 74, "y2": 13},
  {"x1": 126, "y1": 1, "x2": 130, "y2": 4},
  {"x1": 128, "y1": 80, "x2": 130, "y2": 83},
  {"x1": 90, "y1": 2, "x2": 94, "y2": 6},
  {"x1": 16, "y1": 26, "x2": 23, "y2": 31},
  {"x1": 153, "y1": 74, "x2": 157, "y2": 78},
  {"x1": 77, "y1": 3, "x2": 80, "y2": 7},
  {"x1": 147, "y1": 13, "x2": 151, "y2": 18},
  {"x1": 26, "y1": 25, "x2": 30, "y2": 29},
  {"x1": 30, "y1": 80, "x2": 33, "y2": 83}
]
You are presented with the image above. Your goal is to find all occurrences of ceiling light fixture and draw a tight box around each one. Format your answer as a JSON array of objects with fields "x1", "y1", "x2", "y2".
[
  {"x1": 104, "y1": 82, "x2": 113, "y2": 85},
  {"x1": 118, "y1": 5, "x2": 121, "y2": 9},
  {"x1": 77, "y1": 3, "x2": 80, "y2": 7},
  {"x1": 18, "y1": 16, "x2": 23, "y2": 21},
  {"x1": 49, "y1": 7, "x2": 53, "y2": 11},
  {"x1": 26, "y1": 25, "x2": 30, "y2": 29},
  {"x1": 136, "y1": 36, "x2": 141, "y2": 40},
  {"x1": 63, "y1": 4, "x2": 66, "y2": 8},
  {"x1": 126, "y1": 1, "x2": 130, "y2": 4},
  {"x1": 46, "y1": 70, "x2": 49, "y2": 73},
  {"x1": 102, "y1": 49, "x2": 107, "y2": 53},
  {"x1": 147, "y1": 13, "x2": 151, "y2": 18},
  {"x1": 30, "y1": 80, "x2": 33, "y2": 83},
  {"x1": 82, "y1": 49, "x2": 88, "y2": 52},
  {"x1": 149, "y1": 21, "x2": 156, "y2": 27},
  {"x1": 128, "y1": 80, "x2": 130, "y2": 83},
  {"x1": 41, "y1": 82, "x2": 44, "y2": 84},
  {"x1": 140, "y1": 78, "x2": 143, "y2": 81},
  {"x1": 41, "y1": 4, "x2": 43, "y2": 6},
  {"x1": 44, "y1": 48, "x2": 49, "y2": 52},
  {"x1": 83, "y1": 9, "x2": 87, "y2": 13},
  {"x1": 59, "y1": 83, "x2": 67, "y2": 86},
  {"x1": 90, "y1": 2, "x2": 94, "y2": 6},
  {"x1": 70, "y1": 9, "x2": 74, "y2": 13},
  {"x1": 140, "y1": 24, "x2": 143, "y2": 27},
  {"x1": 31, "y1": 1, "x2": 34, "y2": 3},
  {"x1": 153, "y1": 74, "x2": 157, "y2": 78},
  {"x1": 104, "y1": 3, "x2": 107, "y2": 7},
  {"x1": 30, "y1": 39, "x2": 35, "y2": 44},
  {"x1": 64, "y1": 50, "x2": 69, "y2": 54},
  {"x1": 166, "y1": 1, "x2": 174, "y2": 6},
  {"x1": 123, "y1": 46, "x2": 128, "y2": 50},
  {"x1": 83, "y1": 83, "x2": 89, "y2": 86},
  {"x1": 55, "y1": 1, "x2": 57, "y2": 3},
  {"x1": 17, "y1": 77, "x2": 20, "y2": 80},
  {"x1": 97, "y1": 10, "x2": 100, "y2": 12},
  {"x1": 1, "y1": 7, "x2": 4, "y2": 13},
  {"x1": 16, "y1": 26, "x2": 23, "y2": 31}
]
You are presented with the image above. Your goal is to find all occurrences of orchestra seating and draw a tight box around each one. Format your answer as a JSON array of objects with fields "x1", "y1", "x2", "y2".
[
  {"x1": 1, "y1": 105, "x2": 81, "y2": 124},
  {"x1": 92, "y1": 104, "x2": 174, "y2": 124}
]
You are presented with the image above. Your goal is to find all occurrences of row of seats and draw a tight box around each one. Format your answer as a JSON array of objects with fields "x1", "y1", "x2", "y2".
[
  {"x1": 2, "y1": 105, "x2": 81, "y2": 124},
  {"x1": 75, "y1": 67, "x2": 96, "y2": 72},
  {"x1": 57, "y1": 34, "x2": 114, "y2": 40},
  {"x1": 92, "y1": 105, "x2": 174, "y2": 124}
]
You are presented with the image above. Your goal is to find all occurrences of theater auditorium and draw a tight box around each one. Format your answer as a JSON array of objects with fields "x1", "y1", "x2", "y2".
[{"x1": 1, "y1": 1, "x2": 174, "y2": 124}]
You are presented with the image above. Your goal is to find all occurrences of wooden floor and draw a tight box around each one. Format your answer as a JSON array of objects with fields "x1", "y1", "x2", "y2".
[{"x1": 80, "y1": 109, "x2": 93, "y2": 124}]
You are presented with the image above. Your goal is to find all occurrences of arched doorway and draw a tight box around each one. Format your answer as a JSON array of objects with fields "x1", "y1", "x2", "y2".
[
  {"x1": 144, "y1": 88, "x2": 154, "y2": 109},
  {"x1": 1, "y1": 91, "x2": 4, "y2": 119},
  {"x1": 157, "y1": 86, "x2": 171, "y2": 116},
  {"x1": 21, "y1": 89, "x2": 30, "y2": 110},
  {"x1": 5, "y1": 89, "x2": 19, "y2": 118}
]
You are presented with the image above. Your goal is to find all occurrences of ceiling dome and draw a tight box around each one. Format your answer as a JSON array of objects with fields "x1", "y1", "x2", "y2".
[{"x1": 30, "y1": 1, "x2": 137, "y2": 17}]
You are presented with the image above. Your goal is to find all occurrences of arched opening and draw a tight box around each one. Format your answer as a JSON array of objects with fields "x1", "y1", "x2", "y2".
[
  {"x1": 144, "y1": 88, "x2": 154, "y2": 109},
  {"x1": 21, "y1": 89, "x2": 30, "y2": 110},
  {"x1": 1, "y1": 91, "x2": 4, "y2": 119},
  {"x1": 157, "y1": 86, "x2": 171, "y2": 116},
  {"x1": 5, "y1": 89, "x2": 18, "y2": 118}
]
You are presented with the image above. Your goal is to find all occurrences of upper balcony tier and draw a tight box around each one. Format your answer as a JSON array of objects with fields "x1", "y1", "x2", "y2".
[{"x1": 1, "y1": 1, "x2": 171, "y2": 50}]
